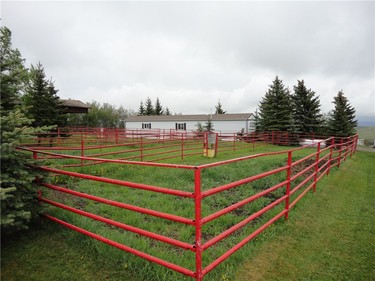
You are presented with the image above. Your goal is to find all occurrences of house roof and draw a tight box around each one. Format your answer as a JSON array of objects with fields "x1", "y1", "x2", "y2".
[
  {"x1": 61, "y1": 99, "x2": 90, "y2": 109},
  {"x1": 125, "y1": 113, "x2": 254, "y2": 122}
]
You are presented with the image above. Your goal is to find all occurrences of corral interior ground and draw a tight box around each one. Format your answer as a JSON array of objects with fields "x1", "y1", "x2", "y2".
[{"x1": 2, "y1": 144, "x2": 372, "y2": 281}]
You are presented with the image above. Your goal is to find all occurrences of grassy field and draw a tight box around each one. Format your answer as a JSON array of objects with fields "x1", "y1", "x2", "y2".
[
  {"x1": 236, "y1": 151, "x2": 375, "y2": 280},
  {"x1": 357, "y1": 126, "x2": 375, "y2": 145},
  {"x1": 2, "y1": 144, "x2": 371, "y2": 281}
]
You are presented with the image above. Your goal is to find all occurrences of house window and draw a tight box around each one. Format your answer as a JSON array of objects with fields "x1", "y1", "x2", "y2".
[
  {"x1": 175, "y1": 123, "x2": 186, "y2": 130},
  {"x1": 142, "y1": 123, "x2": 151, "y2": 129}
]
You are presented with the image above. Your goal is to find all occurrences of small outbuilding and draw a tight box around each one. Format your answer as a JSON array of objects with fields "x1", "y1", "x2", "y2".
[
  {"x1": 61, "y1": 99, "x2": 90, "y2": 114},
  {"x1": 124, "y1": 113, "x2": 256, "y2": 133}
]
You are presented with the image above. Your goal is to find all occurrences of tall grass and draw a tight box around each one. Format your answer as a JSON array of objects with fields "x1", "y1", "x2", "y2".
[{"x1": 38, "y1": 142, "x2": 322, "y2": 281}]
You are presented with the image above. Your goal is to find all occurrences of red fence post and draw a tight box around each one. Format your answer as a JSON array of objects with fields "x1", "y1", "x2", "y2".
[
  {"x1": 313, "y1": 142, "x2": 321, "y2": 192},
  {"x1": 58, "y1": 128, "x2": 61, "y2": 146},
  {"x1": 194, "y1": 167, "x2": 203, "y2": 281},
  {"x1": 81, "y1": 139, "x2": 84, "y2": 167},
  {"x1": 181, "y1": 133, "x2": 184, "y2": 160},
  {"x1": 285, "y1": 151, "x2": 292, "y2": 220},
  {"x1": 33, "y1": 151, "x2": 38, "y2": 160},
  {"x1": 338, "y1": 138, "x2": 343, "y2": 168},
  {"x1": 140, "y1": 137, "x2": 143, "y2": 161},
  {"x1": 215, "y1": 133, "x2": 219, "y2": 155},
  {"x1": 327, "y1": 138, "x2": 334, "y2": 175},
  {"x1": 116, "y1": 129, "x2": 119, "y2": 144}
]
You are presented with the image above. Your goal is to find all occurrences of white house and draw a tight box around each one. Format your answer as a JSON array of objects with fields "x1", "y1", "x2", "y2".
[{"x1": 124, "y1": 113, "x2": 256, "y2": 133}]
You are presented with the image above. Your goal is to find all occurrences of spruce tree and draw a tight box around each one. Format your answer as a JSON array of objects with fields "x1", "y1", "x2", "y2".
[
  {"x1": 165, "y1": 107, "x2": 171, "y2": 115},
  {"x1": 1, "y1": 27, "x2": 50, "y2": 235},
  {"x1": 1, "y1": 110, "x2": 49, "y2": 234},
  {"x1": 145, "y1": 97, "x2": 154, "y2": 116},
  {"x1": 0, "y1": 26, "x2": 27, "y2": 112},
  {"x1": 215, "y1": 100, "x2": 226, "y2": 114},
  {"x1": 329, "y1": 91, "x2": 357, "y2": 136},
  {"x1": 258, "y1": 76, "x2": 293, "y2": 131},
  {"x1": 23, "y1": 63, "x2": 66, "y2": 128},
  {"x1": 154, "y1": 97, "x2": 163, "y2": 115},
  {"x1": 292, "y1": 80, "x2": 322, "y2": 133},
  {"x1": 138, "y1": 100, "x2": 145, "y2": 116},
  {"x1": 204, "y1": 118, "x2": 214, "y2": 132}
]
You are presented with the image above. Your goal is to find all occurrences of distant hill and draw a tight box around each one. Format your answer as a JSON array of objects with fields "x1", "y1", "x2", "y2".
[{"x1": 356, "y1": 126, "x2": 375, "y2": 146}]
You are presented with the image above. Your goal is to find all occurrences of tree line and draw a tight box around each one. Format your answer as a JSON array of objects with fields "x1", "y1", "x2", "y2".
[
  {"x1": 256, "y1": 76, "x2": 357, "y2": 137},
  {"x1": 137, "y1": 97, "x2": 171, "y2": 116}
]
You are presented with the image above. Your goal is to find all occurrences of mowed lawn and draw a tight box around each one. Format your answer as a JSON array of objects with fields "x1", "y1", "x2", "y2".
[
  {"x1": 236, "y1": 151, "x2": 375, "y2": 281},
  {"x1": 1, "y1": 151, "x2": 374, "y2": 281}
]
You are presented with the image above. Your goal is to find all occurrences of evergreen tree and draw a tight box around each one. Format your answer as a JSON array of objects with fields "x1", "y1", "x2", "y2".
[
  {"x1": 145, "y1": 97, "x2": 154, "y2": 116},
  {"x1": 258, "y1": 76, "x2": 293, "y2": 131},
  {"x1": 154, "y1": 97, "x2": 163, "y2": 115},
  {"x1": 138, "y1": 100, "x2": 145, "y2": 116},
  {"x1": 204, "y1": 118, "x2": 214, "y2": 132},
  {"x1": 0, "y1": 26, "x2": 27, "y2": 112},
  {"x1": 0, "y1": 27, "x2": 51, "y2": 235},
  {"x1": 23, "y1": 63, "x2": 66, "y2": 128},
  {"x1": 215, "y1": 100, "x2": 226, "y2": 114},
  {"x1": 1, "y1": 110, "x2": 50, "y2": 234},
  {"x1": 165, "y1": 107, "x2": 171, "y2": 115},
  {"x1": 292, "y1": 80, "x2": 322, "y2": 133},
  {"x1": 328, "y1": 91, "x2": 357, "y2": 136},
  {"x1": 254, "y1": 109, "x2": 261, "y2": 132}
]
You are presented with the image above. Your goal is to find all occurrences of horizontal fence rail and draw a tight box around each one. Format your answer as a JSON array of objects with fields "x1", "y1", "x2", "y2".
[{"x1": 18, "y1": 131, "x2": 358, "y2": 281}]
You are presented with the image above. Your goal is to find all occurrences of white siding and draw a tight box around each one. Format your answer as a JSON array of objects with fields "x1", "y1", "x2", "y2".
[{"x1": 125, "y1": 117, "x2": 256, "y2": 134}]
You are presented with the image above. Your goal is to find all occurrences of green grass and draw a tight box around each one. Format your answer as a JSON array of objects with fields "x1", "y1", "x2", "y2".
[
  {"x1": 1, "y1": 222, "x2": 139, "y2": 281},
  {"x1": 2, "y1": 143, "x2": 365, "y2": 281},
  {"x1": 357, "y1": 126, "x2": 375, "y2": 139},
  {"x1": 235, "y1": 151, "x2": 375, "y2": 281},
  {"x1": 357, "y1": 126, "x2": 375, "y2": 146},
  {"x1": 39, "y1": 143, "x2": 298, "y2": 280}
]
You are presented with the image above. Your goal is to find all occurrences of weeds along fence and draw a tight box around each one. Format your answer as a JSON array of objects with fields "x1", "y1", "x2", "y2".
[{"x1": 18, "y1": 133, "x2": 358, "y2": 281}]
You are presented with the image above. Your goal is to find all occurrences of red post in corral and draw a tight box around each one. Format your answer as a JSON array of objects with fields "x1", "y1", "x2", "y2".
[
  {"x1": 284, "y1": 151, "x2": 292, "y2": 220},
  {"x1": 338, "y1": 138, "x2": 344, "y2": 168},
  {"x1": 81, "y1": 139, "x2": 84, "y2": 167},
  {"x1": 194, "y1": 167, "x2": 203, "y2": 281},
  {"x1": 313, "y1": 142, "x2": 321, "y2": 192},
  {"x1": 326, "y1": 138, "x2": 334, "y2": 176}
]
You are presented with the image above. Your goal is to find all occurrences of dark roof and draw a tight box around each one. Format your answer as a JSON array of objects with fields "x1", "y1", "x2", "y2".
[
  {"x1": 61, "y1": 99, "x2": 90, "y2": 108},
  {"x1": 125, "y1": 113, "x2": 253, "y2": 122}
]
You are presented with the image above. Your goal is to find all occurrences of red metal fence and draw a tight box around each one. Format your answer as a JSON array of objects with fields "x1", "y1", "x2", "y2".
[
  {"x1": 19, "y1": 132, "x2": 358, "y2": 281},
  {"x1": 22, "y1": 128, "x2": 269, "y2": 165}
]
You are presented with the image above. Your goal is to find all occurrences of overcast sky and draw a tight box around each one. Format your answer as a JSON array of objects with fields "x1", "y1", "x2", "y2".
[{"x1": 2, "y1": 1, "x2": 374, "y2": 125}]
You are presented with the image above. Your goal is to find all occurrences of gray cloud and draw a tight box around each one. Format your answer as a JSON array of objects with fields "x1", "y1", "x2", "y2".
[{"x1": 2, "y1": 1, "x2": 374, "y2": 124}]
